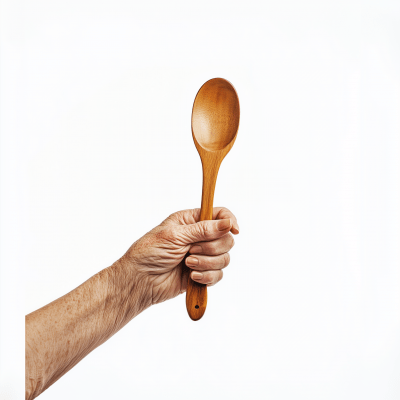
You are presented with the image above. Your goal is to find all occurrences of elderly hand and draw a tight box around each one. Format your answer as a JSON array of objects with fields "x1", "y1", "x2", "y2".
[
  {"x1": 26, "y1": 207, "x2": 239, "y2": 399},
  {"x1": 119, "y1": 207, "x2": 239, "y2": 305}
]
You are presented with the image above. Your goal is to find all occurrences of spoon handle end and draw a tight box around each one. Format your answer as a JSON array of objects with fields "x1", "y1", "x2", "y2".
[{"x1": 186, "y1": 276, "x2": 207, "y2": 321}]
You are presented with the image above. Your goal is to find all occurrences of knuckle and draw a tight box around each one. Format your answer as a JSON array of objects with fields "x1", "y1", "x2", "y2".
[
  {"x1": 220, "y1": 206, "x2": 230, "y2": 214},
  {"x1": 199, "y1": 221, "x2": 212, "y2": 237},
  {"x1": 223, "y1": 253, "x2": 230, "y2": 268},
  {"x1": 223, "y1": 207, "x2": 235, "y2": 219},
  {"x1": 193, "y1": 225, "x2": 203, "y2": 238},
  {"x1": 203, "y1": 221, "x2": 212, "y2": 234}
]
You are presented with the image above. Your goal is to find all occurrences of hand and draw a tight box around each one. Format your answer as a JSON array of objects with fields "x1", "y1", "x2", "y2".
[
  {"x1": 119, "y1": 207, "x2": 239, "y2": 305},
  {"x1": 25, "y1": 207, "x2": 239, "y2": 398}
]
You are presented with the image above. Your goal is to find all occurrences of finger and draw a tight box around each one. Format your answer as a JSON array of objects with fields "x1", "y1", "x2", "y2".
[
  {"x1": 189, "y1": 233, "x2": 235, "y2": 256},
  {"x1": 161, "y1": 207, "x2": 239, "y2": 234},
  {"x1": 186, "y1": 253, "x2": 230, "y2": 271},
  {"x1": 174, "y1": 218, "x2": 233, "y2": 245},
  {"x1": 191, "y1": 270, "x2": 223, "y2": 287},
  {"x1": 213, "y1": 207, "x2": 240, "y2": 234}
]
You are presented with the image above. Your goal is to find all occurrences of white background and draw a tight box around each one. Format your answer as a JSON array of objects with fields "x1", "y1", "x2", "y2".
[{"x1": 1, "y1": 1, "x2": 400, "y2": 399}]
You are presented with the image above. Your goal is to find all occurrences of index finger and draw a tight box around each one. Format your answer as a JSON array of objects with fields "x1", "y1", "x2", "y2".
[{"x1": 161, "y1": 207, "x2": 239, "y2": 234}]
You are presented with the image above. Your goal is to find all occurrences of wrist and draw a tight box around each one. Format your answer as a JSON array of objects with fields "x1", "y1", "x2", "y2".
[{"x1": 104, "y1": 258, "x2": 153, "y2": 327}]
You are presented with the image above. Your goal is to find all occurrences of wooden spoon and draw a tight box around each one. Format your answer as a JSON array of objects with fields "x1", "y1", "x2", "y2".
[{"x1": 186, "y1": 77, "x2": 240, "y2": 321}]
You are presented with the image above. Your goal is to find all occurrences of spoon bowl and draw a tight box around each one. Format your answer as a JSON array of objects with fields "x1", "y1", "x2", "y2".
[
  {"x1": 192, "y1": 78, "x2": 240, "y2": 152},
  {"x1": 186, "y1": 78, "x2": 240, "y2": 321}
]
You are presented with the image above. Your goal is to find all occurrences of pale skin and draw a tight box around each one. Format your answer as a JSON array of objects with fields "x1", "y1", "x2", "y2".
[{"x1": 25, "y1": 207, "x2": 239, "y2": 399}]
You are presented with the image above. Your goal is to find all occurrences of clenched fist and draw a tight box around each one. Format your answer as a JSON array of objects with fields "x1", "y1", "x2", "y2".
[
  {"x1": 119, "y1": 207, "x2": 239, "y2": 304},
  {"x1": 26, "y1": 207, "x2": 239, "y2": 399}
]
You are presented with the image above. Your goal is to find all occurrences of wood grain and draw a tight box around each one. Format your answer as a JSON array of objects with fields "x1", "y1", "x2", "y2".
[{"x1": 186, "y1": 78, "x2": 240, "y2": 321}]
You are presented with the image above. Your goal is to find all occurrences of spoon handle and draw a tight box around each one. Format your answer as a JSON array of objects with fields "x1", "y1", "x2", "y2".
[{"x1": 186, "y1": 158, "x2": 221, "y2": 320}]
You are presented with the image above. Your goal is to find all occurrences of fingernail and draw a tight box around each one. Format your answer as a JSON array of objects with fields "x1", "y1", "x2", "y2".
[
  {"x1": 192, "y1": 272, "x2": 203, "y2": 280},
  {"x1": 190, "y1": 245, "x2": 202, "y2": 254},
  {"x1": 217, "y1": 219, "x2": 231, "y2": 231},
  {"x1": 186, "y1": 256, "x2": 199, "y2": 266}
]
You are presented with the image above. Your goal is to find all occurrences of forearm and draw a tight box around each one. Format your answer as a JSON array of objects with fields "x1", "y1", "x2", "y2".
[{"x1": 25, "y1": 259, "x2": 152, "y2": 399}]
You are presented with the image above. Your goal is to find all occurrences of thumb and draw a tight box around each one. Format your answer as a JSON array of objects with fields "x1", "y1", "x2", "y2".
[{"x1": 176, "y1": 219, "x2": 232, "y2": 244}]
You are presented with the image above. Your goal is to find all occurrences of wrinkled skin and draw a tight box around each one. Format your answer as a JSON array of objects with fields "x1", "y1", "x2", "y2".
[
  {"x1": 25, "y1": 207, "x2": 239, "y2": 399},
  {"x1": 120, "y1": 207, "x2": 239, "y2": 304}
]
